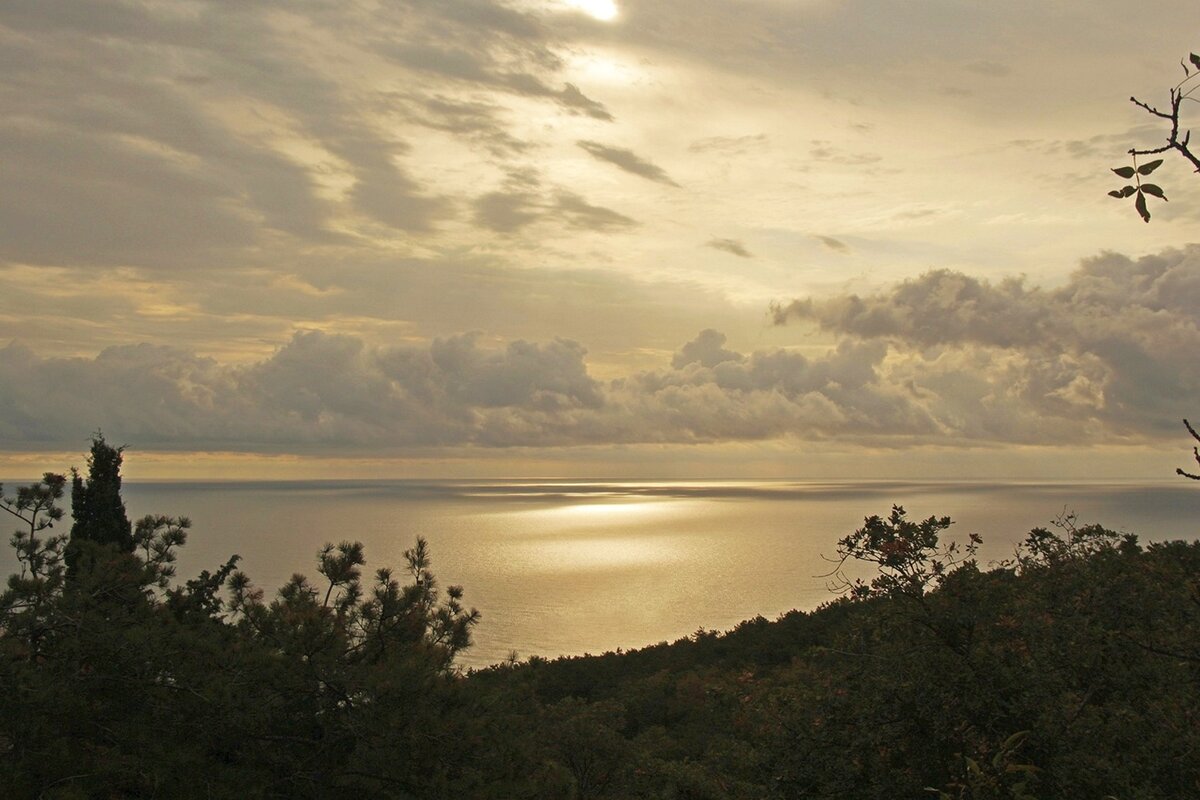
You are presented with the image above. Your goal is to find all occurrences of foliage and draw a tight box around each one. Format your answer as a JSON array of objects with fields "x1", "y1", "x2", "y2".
[
  {"x1": 926, "y1": 731, "x2": 1040, "y2": 800},
  {"x1": 505, "y1": 512, "x2": 1198, "y2": 800},
  {"x1": 1, "y1": 472, "x2": 67, "y2": 597},
  {"x1": 826, "y1": 505, "x2": 979, "y2": 600},
  {"x1": 0, "y1": 473, "x2": 68, "y2": 662},
  {"x1": 1107, "y1": 157, "x2": 1166, "y2": 222},
  {"x1": 0, "y1": 449, "x2": 482, "y2": 798},
  {"x1": 1110, "y1": 50, "x2": 1200, "y2": 221},
  {"x1": 65, "y1": 432, "x2": 133, "y2": 575},
  {"x1": 3, "y1": 442, "x2": 1199, "y2": 798},
  {"x1": 1008, "y1": 511, "x2": 1138, "y2": 570}
]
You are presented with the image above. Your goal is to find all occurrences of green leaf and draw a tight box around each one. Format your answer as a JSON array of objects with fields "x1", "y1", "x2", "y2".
[
  {"x1": 1121, "y1": 184, "x2": 1137, "y2": 197},
  {"x1": 1140, "y1": 183, "x2": 1166, "y2": 199},
  {"x1": 1001, "y1": 730, "x2": 1029, "y2": 751},
  {"x1": 1111, "y1": 166, "x2": 1136, "y2": 179},
  {"x1": 1137, "y1": 159, "x2": 1164, "y2": 175},
  {"x1": 1191, "y1": 53, "x2": 1200, "y2": 70},
  {"x1": 1108, "y1": 190, "x2": 1124, "y2": 198},
  {"x1": 1135, "y1": 191, "x2": 1150, "y2": 222},
  {"x1": 1006, "y1": 763, "x2": 1040, "y2": 774}
]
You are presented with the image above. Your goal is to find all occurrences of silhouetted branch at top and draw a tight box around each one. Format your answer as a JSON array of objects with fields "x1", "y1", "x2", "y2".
[
  {"x1": 1179, "y1": 419, "x2": 1200, "y2": 481},
  {"x1": 1109, "y1": 52, "x2": 1200, "y2": 221},
  {"x1": 1128, "y1": 91, "x2": 1200, "y2": 171}
]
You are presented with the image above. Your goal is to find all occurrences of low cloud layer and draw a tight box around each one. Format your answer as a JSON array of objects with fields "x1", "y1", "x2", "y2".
[
  {"x1": 0, "y1": 327, "x2": 922, "y2": 450},
  {"x1": 4, "y1": 247, "x2": 1198, "y2": 453},
  {"x1": 773, "y1": 246, "x2": 1200, "y2": 440}
]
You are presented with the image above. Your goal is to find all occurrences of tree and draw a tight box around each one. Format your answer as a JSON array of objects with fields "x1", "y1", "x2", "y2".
[
  {"x1": 1179, "y1": 418, "x2": 1200, "y2": 480},
  {"x1": 1, "y1": 440, "x2": 487, "y2": 797},
  {"x1": 825, "y1": 505, "x2": 979, "y2": 601},
  {"x1": 0, "y1": 473, "x2": 67, "y2": 660},
  {"x1": 65, "y1": 432, "x2": 133, "y2": 575},
  {"x1": 1109, "y1": 51, "x2": 1200, "y2": 221},
  {"x1": 0, "y1": 473, "x2": 67, "y2": 593}
]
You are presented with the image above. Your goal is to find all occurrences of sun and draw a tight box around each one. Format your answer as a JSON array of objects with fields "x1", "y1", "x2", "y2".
[{"x1": 568, "y1": 0, "x2": 619, "y2": 21}]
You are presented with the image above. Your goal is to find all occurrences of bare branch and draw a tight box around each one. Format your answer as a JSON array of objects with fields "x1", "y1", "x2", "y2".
[
  {"x1": 1129, "y1": 143, "x2": 1175, "y2": 156},
  {"x1": 1130, "y1": 96, "x2": 1172, "y2": 119},
  {"x1": 1179, "y1": 418, "x2": 1200, "y2": 481}
]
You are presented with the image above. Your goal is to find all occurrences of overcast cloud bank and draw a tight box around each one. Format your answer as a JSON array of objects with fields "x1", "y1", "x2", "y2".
[{"x1": 4, "y1": 247, "x2": 1197, "y2": 453}]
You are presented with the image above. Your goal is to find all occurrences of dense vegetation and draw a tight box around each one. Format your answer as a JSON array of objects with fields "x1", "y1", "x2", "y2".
[{"x1": 2, "y1": 436, "x2": 1198, "y2": 798}]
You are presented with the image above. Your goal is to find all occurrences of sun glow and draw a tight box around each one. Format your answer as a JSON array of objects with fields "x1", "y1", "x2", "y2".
[{"x1": 567, "y1": 0, "x2": 619, "y2": 21}]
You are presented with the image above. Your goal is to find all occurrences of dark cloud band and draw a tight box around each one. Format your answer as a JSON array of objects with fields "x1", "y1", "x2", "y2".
[{"x1": 5, "y1": 247, "x2": 1198, "y2": 452}]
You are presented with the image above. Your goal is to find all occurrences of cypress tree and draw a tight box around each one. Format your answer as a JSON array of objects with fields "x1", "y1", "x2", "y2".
[{"x1": 65, "y1": 433, "x2": 133, "y2": 574}]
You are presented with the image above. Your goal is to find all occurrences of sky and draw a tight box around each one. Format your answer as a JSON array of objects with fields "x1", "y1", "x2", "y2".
[{"x1": 2, "y1": 0, "x2": 1200, "y2": 479}]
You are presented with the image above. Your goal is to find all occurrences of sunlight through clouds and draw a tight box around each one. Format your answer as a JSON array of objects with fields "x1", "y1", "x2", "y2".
[
  {"x1": 2, "y1": 0, "x2": 1199, "y2": 477},
  {"x1": 565, "y1": 0, "x2": 620, "y2": 21}
]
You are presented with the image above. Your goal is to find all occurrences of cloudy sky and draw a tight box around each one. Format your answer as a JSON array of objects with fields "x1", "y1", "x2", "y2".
[{"x1": 2, "y1": 0, "x2": 1199, "y2": 478}]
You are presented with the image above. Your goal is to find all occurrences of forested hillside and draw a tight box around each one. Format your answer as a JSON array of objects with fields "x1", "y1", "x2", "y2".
[{"x1": 2, "y1": 437, "x2": 1197, "y2": 798}]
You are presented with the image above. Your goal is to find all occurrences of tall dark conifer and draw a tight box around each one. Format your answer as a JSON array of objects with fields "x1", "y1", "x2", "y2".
[{"x1": 66, "y1": 433, "x2": 133, "y2": 574}]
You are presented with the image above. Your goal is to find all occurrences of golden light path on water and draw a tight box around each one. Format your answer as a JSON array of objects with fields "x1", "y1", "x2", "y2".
[{"x1": 493, "y1": 500, "x2": 694, "y2": 571}]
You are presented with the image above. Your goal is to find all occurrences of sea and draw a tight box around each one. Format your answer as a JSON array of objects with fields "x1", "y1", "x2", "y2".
[{"x1": 9, "y1": 479, "x2": 1200, "y2": 668}]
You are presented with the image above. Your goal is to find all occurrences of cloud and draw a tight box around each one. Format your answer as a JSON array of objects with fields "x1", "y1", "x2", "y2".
[
  {"x1": 706, "y1": 238, "x2": 753, "y2": 258},
  {"x1": 577, "y1": 140, "x2": 680, "y2": 186},
  {"x1": 773, "y1": 246, "x2": 1200, "y2": 439},
  {"x1": 553, "y1": 192, "x2": 638, "y2": 230},
  {"x1": 0, "y1": 327, "x2": 917, "y2": 449},
  {"x1": 374, "y1": 23, "x2": 613, "y2": 120},
  {"x1": 0, "y1": 332, "x2": 606, "y2": 449},
  {"x1": 409, "y1": 95, "x2": 531, "y2": 155},
  {"x1": 471, "y1": 171, "x2": 636, "y2": 233},
  {"x1": 10, "y1": 240, "x2": 1198, "y2": 452},
  {"x1": 688, "y1": 134, "x2": 768, "y2": 155},
  {"x1": 473, "y1": 190, "x2": 543, "y2": 232},
  {"x1": 348, "y1": 152, "x2": 450, "y2": 232},
  {"x1": 0, "y1": 0, "x2": 622, "y2": 270},
  {"x1": 4, "y1": 0, "x2": 1200, "y2": 463},
  {"x1": 0, "y1": 255, "x2": 751, "y2": 374},
  {"x1": 814, "y1": 235, "x2": 849, "y2": 253},
  {"x1": 1009, "y1": 124, "x2": 1162, "y2": 161},
  {"x1": 499, "y1": 76, "x2": 614, "y2": 121},
  {"x1": 671, "y1": 329, "x2": 744, "y2": 368},
  {"x1": 554, "y1": 83, "x2": 614, "y2": 121},
  {"x1": 809, "y1": 140, "x2": 881, "y2": 166}
]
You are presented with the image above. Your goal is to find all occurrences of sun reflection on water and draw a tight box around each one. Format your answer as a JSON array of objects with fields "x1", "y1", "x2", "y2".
[
  {"x1": 488, "y1": 499, "x2": 705, "y2": 572},
  {"x1": 524, "y1": 535, "x2": 685, "y2": 571},
  {"x1": 537, "y1": 500, "x2": 680, "y2": 522}
]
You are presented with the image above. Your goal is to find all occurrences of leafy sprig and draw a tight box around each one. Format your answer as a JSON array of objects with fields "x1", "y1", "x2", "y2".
[
  {"x1": 1109, "y1": 50, "x2": 1200, "y2": 221},
  {"x1": 1108, "y1": 156, "x2": 1166, "y2": 222}
]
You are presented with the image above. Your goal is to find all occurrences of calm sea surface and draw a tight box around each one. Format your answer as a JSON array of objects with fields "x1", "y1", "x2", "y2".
[{"x1": 12, "y1": 480, "x2": 1200, "y2": 668}]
